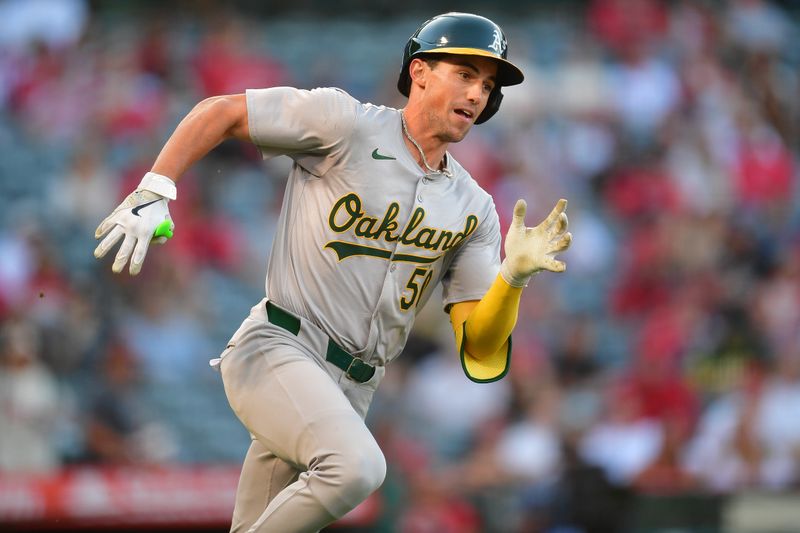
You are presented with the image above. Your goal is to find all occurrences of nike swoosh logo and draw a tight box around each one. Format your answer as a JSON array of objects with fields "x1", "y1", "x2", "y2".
[
  {"x1": 131, "y1": 199, "x2": 160, "y2": 216},
  {"x1": 371, "y1": 148, "x2": 396, "y2": 160}
]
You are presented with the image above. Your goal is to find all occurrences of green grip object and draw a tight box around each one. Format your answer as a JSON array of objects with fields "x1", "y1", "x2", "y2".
[{"x1": 153, "y1": 220, "x2": 174, "y2": 239}]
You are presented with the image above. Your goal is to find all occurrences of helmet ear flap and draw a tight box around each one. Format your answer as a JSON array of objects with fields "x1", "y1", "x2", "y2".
[
  {"x1": 475, "y1": 88, "x2": 503, "y2": 124},
  {"x1": 398, "y1": 65, "x2": 411, "y2": 97}
]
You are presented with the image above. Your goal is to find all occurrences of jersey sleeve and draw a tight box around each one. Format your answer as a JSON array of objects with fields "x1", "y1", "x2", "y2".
[
  {"x1": 245, "y1": 86, "x2": 359, "y2": 177},
  {"x1": 441, "y1": 203, "x2": 502, "y2": 310}
]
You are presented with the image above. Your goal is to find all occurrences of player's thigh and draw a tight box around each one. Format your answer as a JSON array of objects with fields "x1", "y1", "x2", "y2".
[{"x1": 221, "y1": 340, "x2": 369, "y2": 469}]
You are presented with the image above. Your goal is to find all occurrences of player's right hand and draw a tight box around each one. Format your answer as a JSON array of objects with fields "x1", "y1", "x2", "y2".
[
  {"x1": 94, "y1": 172, "x2": 177, "y2": 276},
  {"x1": 499, "y1": 198, "x2": 572, "y2": 287}
]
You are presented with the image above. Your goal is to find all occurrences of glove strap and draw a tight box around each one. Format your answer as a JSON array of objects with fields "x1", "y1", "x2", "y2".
[{"x1": 139, "y1": 172, "x2": 177, "y2": 200}]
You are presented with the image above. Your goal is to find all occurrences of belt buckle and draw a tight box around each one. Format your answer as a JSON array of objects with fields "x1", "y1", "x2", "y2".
[{"x1": 345, "y1": 357, "x2": 368, "y2": 382}]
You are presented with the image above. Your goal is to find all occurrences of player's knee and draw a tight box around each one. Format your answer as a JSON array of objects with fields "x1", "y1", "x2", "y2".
[{"x1": 336, "y1": 443, "x2": 387, "y2": 501}]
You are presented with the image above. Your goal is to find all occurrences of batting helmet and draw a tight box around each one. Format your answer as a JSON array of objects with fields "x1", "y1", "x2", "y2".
[{"x1": 397, "y1": 12, "x2": 524, "y2": 124}]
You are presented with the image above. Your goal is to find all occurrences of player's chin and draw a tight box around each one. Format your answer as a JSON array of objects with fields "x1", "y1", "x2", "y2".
[{"x1": 444, "y1": 121, "x2": 472, "y2": 143}]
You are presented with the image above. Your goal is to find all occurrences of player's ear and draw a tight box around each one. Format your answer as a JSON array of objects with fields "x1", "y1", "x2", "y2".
[{"x1": 409, "y1": 58, "x2": 428, "y2": 90}]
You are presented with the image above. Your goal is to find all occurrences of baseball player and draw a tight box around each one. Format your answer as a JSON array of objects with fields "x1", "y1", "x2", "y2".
[{"x1": 94, "y1": 12, "x2": 571, "y2": 533}]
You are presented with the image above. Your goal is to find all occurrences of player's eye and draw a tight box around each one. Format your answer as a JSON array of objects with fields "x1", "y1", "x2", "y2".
[
  {"x1": 483, "y1": 83, "x2": 494, "y2": 93},
  {"x1": 458, "y1": 71, "x2": 470, "y2": 80}
]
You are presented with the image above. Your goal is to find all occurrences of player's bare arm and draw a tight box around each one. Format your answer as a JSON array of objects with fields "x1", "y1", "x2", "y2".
[
  {"x1": 152, "y1": 94, "x2": 250, "y2": 182},
  {"x1": 93, "y1": 94, "x2": 250, "y2": 275},
  {"x1": 449, "y1": 199, "x2": 571, "y2": 380}
]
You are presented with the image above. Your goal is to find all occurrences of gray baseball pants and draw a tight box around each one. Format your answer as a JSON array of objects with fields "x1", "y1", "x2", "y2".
[{"x1": 218, "y1": 301, "x2": 386, "y2": 533}]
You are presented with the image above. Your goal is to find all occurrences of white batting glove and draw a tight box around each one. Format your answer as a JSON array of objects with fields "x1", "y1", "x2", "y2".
[
  {"x1": 94, "y1": 172, "x2": 177, "y2": 276},
  {"x1": 499, "y1": 198, "x2": 572, "y2": 287}
]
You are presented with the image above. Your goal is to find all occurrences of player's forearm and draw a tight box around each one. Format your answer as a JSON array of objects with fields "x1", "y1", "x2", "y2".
[
  {"x1": 151, "y1": 95, "x2": 249, "y2": 181},
  {"x1": 463, "y1": 274, "x2": 522, "y2": 358}
]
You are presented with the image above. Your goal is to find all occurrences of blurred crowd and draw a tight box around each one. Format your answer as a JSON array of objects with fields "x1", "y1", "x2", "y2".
[{"x1": 1, "y1": 0, "x2": 799, "y2": 531}]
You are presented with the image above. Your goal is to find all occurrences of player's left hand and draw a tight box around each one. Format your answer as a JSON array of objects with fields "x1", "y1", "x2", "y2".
[
  {"x1": 499, "y1": 198, "x2": 572, "y2": 287},
  {"x1": 94, "y1": 173, "x2": 176, "y2": 276}
]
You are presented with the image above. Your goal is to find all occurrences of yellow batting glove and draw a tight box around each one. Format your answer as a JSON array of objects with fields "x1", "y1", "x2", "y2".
[{"x1": 499, "y1": 198, "x2": 572, "y2": 287}]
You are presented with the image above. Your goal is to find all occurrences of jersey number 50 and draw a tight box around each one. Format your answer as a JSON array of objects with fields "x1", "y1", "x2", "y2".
[{"x1": 400, "y1": 267, "x2": 434, "y2": 311}]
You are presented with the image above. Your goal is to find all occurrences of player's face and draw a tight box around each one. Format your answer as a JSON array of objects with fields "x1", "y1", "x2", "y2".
[{"x1": 422, "y1": 56, "x2": 498, "y2": 142}]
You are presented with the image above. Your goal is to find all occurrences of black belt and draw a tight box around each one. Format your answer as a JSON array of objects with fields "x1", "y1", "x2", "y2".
[{"x1": 265, "y1": 301, "x2": 375, "y2": 383}]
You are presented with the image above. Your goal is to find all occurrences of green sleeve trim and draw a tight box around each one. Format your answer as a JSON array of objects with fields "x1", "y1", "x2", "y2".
[{"x1": 459, "y1": 321, "x2": 512, "y2": 383}]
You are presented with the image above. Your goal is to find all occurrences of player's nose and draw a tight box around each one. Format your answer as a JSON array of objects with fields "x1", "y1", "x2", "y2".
[{"x1": 466, "y1": 81, "x2": 482, "y2": 103}]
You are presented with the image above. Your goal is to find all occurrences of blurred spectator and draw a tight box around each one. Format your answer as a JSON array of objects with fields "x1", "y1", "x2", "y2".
[
  {"x1": 603, "y1": 159, "x2": 683, "y2": 222},
  {"x1": 0, "y1": 230, "x2": 34, "y2": 315},
  {"x1": 548, "y1": 437, "x2": 630, "y2": 533},
  {"x1": 580, "y1": 383, "x2": 664, "y2": 485},
  {"x1": 725, "y1": 0, "x2": 793, "y2": 54},
  {"x1": 193, "y1": 16, "x2": 288, "y2": 97},
  {"x1": 495, "y1": 385, "x2": 562, "y2": 485},
  {"x1": 733, "y1": 121, "x2": 793, "y2": 210},
  {"x1": 0, "y1": 0, "x2": 88, "y2": 52},
  {"x1": 632, "y1": 415, "x2": 701, "y2": 494},
  {"x1": 80, "y1": 340, "x2": 177, "y2": 464},
  {"x1": 490, "y1": 385, "x2": 564, "y2": 531},
  {"x1": 624, "y1": 310, "x2": 700, "y2": 427},
  {"x1": 398, "y1": 470, "x2": 481, "y2": 533},
  {"x1": 403, "y1": 348, "x2": 510, "y2": 459},
  {"x1": 0, "y1": 318, "x2": 62, "y2": 472},
  {"x1": 688, "y1": 304, "x2": 766, "y2": 397},
  {"x1": 610, "y1": 216, "x2": 675, "y2": 316},
  {"x1": 683, "y1": 354, "x2": 800, "y2": 491},
  {"x1": 559, "y1": 209, "x2": 616, "y2": 281},
  {"x1": 752, "y1": 248, "x2": 800, "y2": 355},
  {"x1": 47, "y1": 141, "x2": 117, "y2": 231},
  {"x1": 554, "y1": 317, "x2": 604, "y2": 435},
  {"x1": 119, "y1": 270, "x2": 214, "y2": 384},
  {"x1": 588, "y1": 0, "x2": 669, "y2": 55},
  {"x1": 9, "y1": 39, "x2": 96, "y2": 142},
  {"x1": 665, "y1": 118, "x2": 734, "y2": 215},
  {"x1": 669, "y1": 0, "x2": 718, "y2": 60},
  {"x1": 608, "y1": 47, "x2": 681, "y2": 138},
  {"x1": 137, "y1": 19, "x2": 171, "y2": 81},
  {"x1": 166, "y1": 176, "x2": 245, "y2": 273},
  {"x1": 96, "y1": 43, "x2": 168, "y2": 142}
]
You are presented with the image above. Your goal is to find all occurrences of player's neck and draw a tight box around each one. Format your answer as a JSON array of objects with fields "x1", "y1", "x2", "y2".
[{"x1": 400, "y1": 108, "x2": 448, "y2": 174}]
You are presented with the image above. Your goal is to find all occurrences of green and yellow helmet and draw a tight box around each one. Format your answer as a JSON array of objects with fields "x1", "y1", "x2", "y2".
[{"x1": 397, "y1": 12, "x2": 524, "y2": 124}]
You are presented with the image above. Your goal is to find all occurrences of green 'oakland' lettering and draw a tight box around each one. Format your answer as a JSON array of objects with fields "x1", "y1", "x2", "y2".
[
  {"x1": 375, "y1": 202, "x2": 400, "y2": 242},
  {"x1": 355, "y1": 216, "x2": 378, "y2": 237},
  {"x1": 399, "y1": 207, "x2": 425, "y2": 244},
  {"x1": 329, "y1": 193, "x2": 364, "y2": 232},
  {"x1": 327, "y1": 192, "x2": 479, "y2": 254}
]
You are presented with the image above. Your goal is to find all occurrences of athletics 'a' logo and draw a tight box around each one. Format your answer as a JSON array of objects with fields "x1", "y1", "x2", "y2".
[{"x1": 489, "y1": 29, "x2": 506, "y2": 56}]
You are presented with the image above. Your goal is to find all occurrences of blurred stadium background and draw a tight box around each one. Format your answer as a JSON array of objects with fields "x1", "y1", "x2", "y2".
[{"x1": 1, "y1": 0, "x2": 800, "y2": 531}]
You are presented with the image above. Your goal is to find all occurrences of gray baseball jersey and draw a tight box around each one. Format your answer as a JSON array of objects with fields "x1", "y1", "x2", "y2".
[{"x1": 246, "y1": 86, "x2": 501, "y2": 366}]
